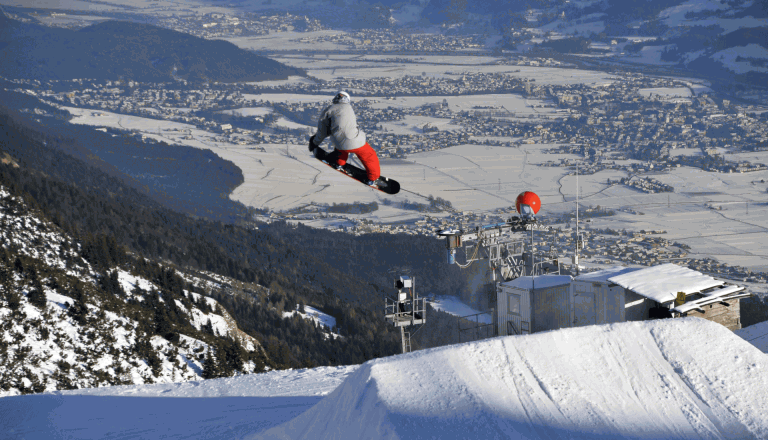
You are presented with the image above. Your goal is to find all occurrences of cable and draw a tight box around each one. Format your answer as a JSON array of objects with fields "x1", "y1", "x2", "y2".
[{"x1": 456, "y1": 240, "x2": 481, "y2": 269}]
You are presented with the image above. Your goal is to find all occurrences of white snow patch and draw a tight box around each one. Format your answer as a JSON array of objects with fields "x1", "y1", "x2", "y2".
[
  {"x1": 628, "y1": 44, "x2": 678, "y2": 65},
  {"x1": 218, "y1": 107, "x2": 273, "y2": 117},
  {"x1": 283, "y1": 305, "x2": 336, "y2": 330},
  {"x1": 713, "y1": 44, "x2": 768, "y2": 74},
  {"x1": 274, "y1": 116, "x2": 313, "y2": 131},
  {"x1": 116, "y1": 269, "x2": 155, "y2": 296},
  {"x1": 390, "y1": 4, "x2": 422, "y2": 25},
  {"x1": 283, "y1": 305, "x2": 340, "y2": 339},
  {"x1": 638, "y1": 87, "x2": 693, "y2": 98},
  {"x1": 659, "y1": 0, "x2": 729, "y2": 27},
  {"x1": 429, "y1": 296, "x2": 492, "y2": 324}
]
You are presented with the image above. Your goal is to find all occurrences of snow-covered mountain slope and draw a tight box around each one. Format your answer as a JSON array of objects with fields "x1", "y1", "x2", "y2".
[
  {"x1": 0, "y1": 186, "x2": 267, "y2": 396},
  {"x1": 253, "y1": 318, "x2": 768, "y2": 440},
  {"x1": 544, "y1": 0, "x2": 767, "y2": 83}
]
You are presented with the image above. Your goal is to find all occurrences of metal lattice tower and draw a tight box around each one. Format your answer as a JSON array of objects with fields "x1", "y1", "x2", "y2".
[{"x1": 384, "y1": 276, "x2": 426, "y2": 354}]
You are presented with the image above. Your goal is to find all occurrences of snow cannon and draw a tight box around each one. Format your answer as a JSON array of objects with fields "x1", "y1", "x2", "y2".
[
  {"x1": 515, "y1": 191, "x2": 541, "y2": 221},
  {"x1": 437, "y1": 228, "x2": 461, "y2": 264}
]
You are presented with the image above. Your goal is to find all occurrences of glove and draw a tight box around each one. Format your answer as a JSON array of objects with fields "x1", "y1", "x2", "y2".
[{"x1": 308, "y1": 135, "x2": 317, "y2": 152}]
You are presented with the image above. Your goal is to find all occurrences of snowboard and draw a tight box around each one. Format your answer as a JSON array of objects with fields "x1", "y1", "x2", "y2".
[{"x1": 311, "y1": 146, "x2": 400, "y2": 195}]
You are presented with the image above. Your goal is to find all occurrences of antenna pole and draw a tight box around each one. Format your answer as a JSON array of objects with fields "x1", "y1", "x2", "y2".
[
  {"x1": 576, "y1": 163, "x2": 580, "y2": 275},
  {"x1": 530, "y1": 222, "x2": 534, "y2": 276}
]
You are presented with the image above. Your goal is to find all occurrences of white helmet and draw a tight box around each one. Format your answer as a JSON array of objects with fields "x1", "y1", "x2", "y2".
[{"x1": 333, "y1": 91, "x2": 350, "y2": 104}]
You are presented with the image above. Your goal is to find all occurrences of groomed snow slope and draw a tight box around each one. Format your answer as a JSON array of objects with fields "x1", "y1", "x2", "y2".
[{"x1": 251, "y1": 318, "x2": 768, "y2": 440}]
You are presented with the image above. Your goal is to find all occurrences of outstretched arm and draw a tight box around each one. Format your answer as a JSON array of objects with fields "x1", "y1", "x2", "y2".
[{"x1": 310, "y1": 107, "x2": 331, "y2": 149}]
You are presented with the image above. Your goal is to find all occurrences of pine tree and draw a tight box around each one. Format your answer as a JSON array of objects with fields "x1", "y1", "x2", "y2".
[
  {"x1": 154, "y1": 307, "x2": 172, "y2": 336},
  {"x1": 202, "y1": 350, "x2": 219, "y2": 379},
  {"x1": 202, "y1": 318, "x2": 214, "y2": 335},
  {"x1": 28, "y1": 277, "x2": 47, "y2": 309},
  {"x1": 2, "y1": 264, "x2": 22, "y2": 311},
  {"x1": 67, "y1": 283, "x2": 88, "y2": 325}
]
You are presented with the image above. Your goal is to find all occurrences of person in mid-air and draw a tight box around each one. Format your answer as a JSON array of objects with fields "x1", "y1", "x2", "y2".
[{"x1": 309, "y1": 91, "x2": 381, "y2": 186}]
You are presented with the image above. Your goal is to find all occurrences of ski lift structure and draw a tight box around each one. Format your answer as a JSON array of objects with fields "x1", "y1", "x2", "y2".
[
  {"x1": 384, "y1": 276, "x2": 426, "y2": 353},
  {"x1": 437, "y1": 191, "x2": 563, "y2": 341}
]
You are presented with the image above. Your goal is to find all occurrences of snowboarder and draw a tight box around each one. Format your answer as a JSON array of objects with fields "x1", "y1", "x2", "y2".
[{"x1": 308, "y1": 91, "x2": 381, "y2": 186}]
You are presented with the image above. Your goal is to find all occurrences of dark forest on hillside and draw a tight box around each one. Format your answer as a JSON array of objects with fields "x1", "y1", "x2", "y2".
[
  {"x1": 0, "y1": 101, "x2": 479, "y2": 368},
  {"x1": 0, "y1": 15, "x2": 304, "y2": 83}
]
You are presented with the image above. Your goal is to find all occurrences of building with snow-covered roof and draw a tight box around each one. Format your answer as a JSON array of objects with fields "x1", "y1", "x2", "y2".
[
  {"x1": 498, "y1": 275, "x2": 575, "y2": 335},
  {"x1": 604, "y1": 263, "x2": 750, "y2": 330},
  {"x1": 493, "y1": 263, "x2": 750, "y2": 336}
]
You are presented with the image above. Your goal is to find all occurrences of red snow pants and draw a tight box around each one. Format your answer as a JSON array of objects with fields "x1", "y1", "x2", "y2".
[{"x1": 333, "y1": 143, "x2": 380, "y2": 181}]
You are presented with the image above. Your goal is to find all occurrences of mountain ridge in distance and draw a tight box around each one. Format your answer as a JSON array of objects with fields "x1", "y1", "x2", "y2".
[{"x1": 0, "y1": 14, "x2": 305, "y2": 83}]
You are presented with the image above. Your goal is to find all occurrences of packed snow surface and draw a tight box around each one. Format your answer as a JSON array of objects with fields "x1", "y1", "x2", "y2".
[
  {"x1": 252, "y1": 318, "x2": 768, "y2": 440},
  {"x1": 2, "y1": 319, "x2": 768, "y2": 439},
  {"x1": 0, "y1": 366, "x2": 358, "y2": 439}
]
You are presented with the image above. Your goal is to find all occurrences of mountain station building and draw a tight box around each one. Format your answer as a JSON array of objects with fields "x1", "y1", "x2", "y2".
[{"x1": 496, "y1": 263, "x2": 750, "y2": 336}]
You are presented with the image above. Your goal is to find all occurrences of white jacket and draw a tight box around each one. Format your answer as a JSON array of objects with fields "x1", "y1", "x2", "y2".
[{"x1": 312, "y1": 102, "x2": 367, "y2": 151}]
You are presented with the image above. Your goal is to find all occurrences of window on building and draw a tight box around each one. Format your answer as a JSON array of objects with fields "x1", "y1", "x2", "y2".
[{"x1": 509, "y1": 294, "x2": 521, "y2": 315}]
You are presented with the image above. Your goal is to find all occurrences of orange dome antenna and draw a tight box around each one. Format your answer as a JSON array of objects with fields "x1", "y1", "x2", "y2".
[{"x1": 515, "y1": 191, "x2": 541, "y2": 221}]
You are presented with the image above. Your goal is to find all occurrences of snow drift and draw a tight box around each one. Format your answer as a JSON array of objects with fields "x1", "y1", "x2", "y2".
[{"x1": 250, "y1": 318, "x2": 768, "y2": 440}]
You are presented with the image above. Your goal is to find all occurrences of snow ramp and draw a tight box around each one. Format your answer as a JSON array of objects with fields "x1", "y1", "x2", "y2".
[{"x1": 249, "y1": 318, "x2": 768, "y2": 440}]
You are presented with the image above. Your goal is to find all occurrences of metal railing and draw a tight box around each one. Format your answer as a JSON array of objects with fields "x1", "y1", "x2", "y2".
[
  {"x1": 385, "y1": 296, "x2": 427, "y2": 327},
  {"x1": 530, "y1": 258, "x2": 562, "y2": 276},
  {"x1": 458, "y1": 312, "x2": 495, "y2": 343}
]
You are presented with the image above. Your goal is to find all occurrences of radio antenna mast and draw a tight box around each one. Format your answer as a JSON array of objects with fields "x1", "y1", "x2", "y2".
[{"x1": 575, "y1": 162, "x2": 580, "y2": 275}]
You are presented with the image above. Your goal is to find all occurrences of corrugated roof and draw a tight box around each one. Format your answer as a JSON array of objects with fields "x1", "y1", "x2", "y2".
[
  {"x1": 608, "y1": 263, "x2": 724, "y2": 303},
  {"x1": 501, "y1": 275, "x2": 573, "y2": 290}
]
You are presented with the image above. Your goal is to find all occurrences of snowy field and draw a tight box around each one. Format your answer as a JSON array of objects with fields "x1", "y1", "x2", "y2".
[
  {"x1": 554, "y1": 166, "x2": 768, "y2": 273},
  {"x1": 219, "y1": 107, "x2": 273, "y2": 117},
  {"x1": 638, "y1": 87, "x2": 693, "y2": 98},
  {"x1": 60, "y1": 103, "x2": 768, "y2": 271},
  {"x1": 366, "y1": 94, "x2": 562, "y2": 121},
  {"x1": 270, "y1": 55, "x2": 618, "y2": 86},
  {"x1": 379, "y1": 116, "x2": 461, "y2": 134},
  {"x1": 4, "y1": 318, "x2": 767, "y2": 439}
]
